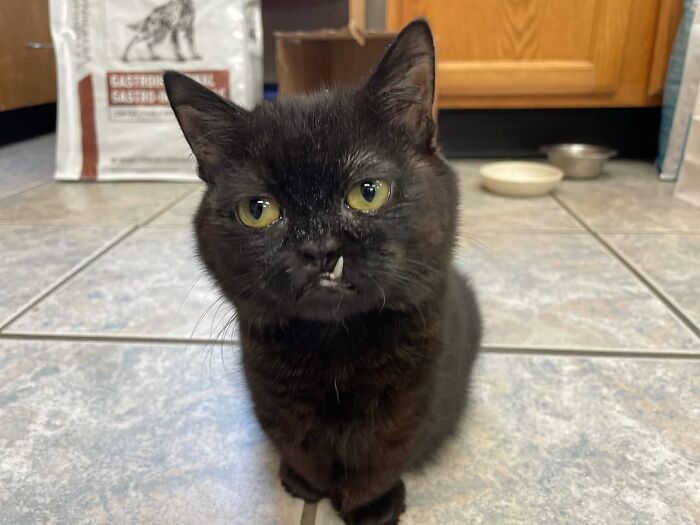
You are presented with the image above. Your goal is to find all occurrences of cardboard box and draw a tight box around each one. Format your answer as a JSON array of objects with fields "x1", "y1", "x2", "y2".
[{"x1": 274, "y1": 0, "x2": 396, "y2": 95}]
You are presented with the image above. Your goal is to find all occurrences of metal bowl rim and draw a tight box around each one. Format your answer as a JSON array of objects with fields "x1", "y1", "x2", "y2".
[{"x1": 540, "y1": 143, "x2": 617, "y2": 159}]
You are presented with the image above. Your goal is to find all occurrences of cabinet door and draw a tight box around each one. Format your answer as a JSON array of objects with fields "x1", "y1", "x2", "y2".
[
  {"x1": 387, "y1": 0, "x2": 634, "y2": 102},
  {"x1": 0, "y1": 0, "x2": 57, "y2": 111}
]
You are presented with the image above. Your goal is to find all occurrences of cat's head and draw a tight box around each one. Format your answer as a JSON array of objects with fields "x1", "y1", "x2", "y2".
[{"x1": 164, "y1": 20, "x2": 458, "y2": 323}]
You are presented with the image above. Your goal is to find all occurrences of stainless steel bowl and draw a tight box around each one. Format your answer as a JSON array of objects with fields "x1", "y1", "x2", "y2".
[{"x1": 541, "y1": 144, "x2": 617, "y2": 179}]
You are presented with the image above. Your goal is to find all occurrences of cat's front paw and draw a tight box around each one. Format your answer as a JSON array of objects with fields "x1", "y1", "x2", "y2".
[
  {"x1": 279, "y1": 461, "x2": 325, "y2": 503},
  {"x1": 337, "y1": 480, "x2": 406, "y2": 525}
]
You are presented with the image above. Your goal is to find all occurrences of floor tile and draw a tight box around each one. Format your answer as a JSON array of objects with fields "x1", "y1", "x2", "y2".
[
  {"x1": 452, "y1": 161, "x2": 582, "y2": 232},
  {"x1": 150, "y1": 186, "x2": 204, "y2": 227},
  {"x1": 316, "y1": 354, "x2": 700, "y2": 525},
  {"x1": 454, "y1": 232, "x2": 700, "y2": 351},
  {"x1": 603, "y1": 233, "x2": 700, "y2": 328},
  {"x1": 0, "y1": 181, "x2": 196, "y2": 225},
  {"x1": 0, "y1": 134, "x2": 55, "y2": 199},
  {"x1": 0, "y1": 339, "x2": 303, "y2": 525},
  {"x1": 556, "y1": 161, "x2": 700, "y2": 232},
  {"x1": 0, "y1": 225, "x2": 128, "y2": 326},
  {"x1": 6, "y1": 228, "x2": 226, "y2": 341}
]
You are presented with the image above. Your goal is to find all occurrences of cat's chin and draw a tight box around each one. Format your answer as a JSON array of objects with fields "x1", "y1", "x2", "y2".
[{"x1": 292, "y1": 282, "x2": 368, "y2": 321}]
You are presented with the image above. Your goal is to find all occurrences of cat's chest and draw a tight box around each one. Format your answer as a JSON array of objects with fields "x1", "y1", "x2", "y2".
[
  {"x1": 271, "y1": 347, "x2": 425, "y2": 421},
  {"x1": 242, "y1": 321, "x2": 435, "y2": 420}
]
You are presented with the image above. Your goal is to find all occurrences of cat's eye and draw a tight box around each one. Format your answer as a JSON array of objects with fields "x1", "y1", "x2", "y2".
[
  {"x1": 346, "y1": 180, "x2": 390, "y2": 212},
  {"x1": 237, "y1": 197, "x2": 281, "y2": 228}
]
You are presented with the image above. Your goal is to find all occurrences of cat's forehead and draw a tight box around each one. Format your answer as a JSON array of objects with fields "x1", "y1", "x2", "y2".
[
  {"x1": 249, "y1": 92, "x2": 383, "y2": 183},
  {"x1": 257, "y1": 92, "x2": 366, "y2": 143}
]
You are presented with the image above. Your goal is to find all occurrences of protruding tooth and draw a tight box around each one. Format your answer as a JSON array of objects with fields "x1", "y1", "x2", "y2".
[{"x1": 330, "y1": 256, "x2": 343, "y2": 280}]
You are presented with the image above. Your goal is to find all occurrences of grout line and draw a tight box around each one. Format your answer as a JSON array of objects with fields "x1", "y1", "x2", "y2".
[
  {"x1": 138, "y1": 185, "x2": 200, "y2": 227},
  {"x1": 593, "y1": 244, "x2": 700, "y2": 335},
  {"x1": 300, "y1": 503, "x2": 318, "y2": 525},
  {"x1": 480, "y1": 345, "x2": 700, "y2": 360},
  {"x1": 0, "y1": 331, "x2": 698, "y2": 360},
  {"x1": 0, "y1": 180, "x2": 50, "y2": 203},
  {"x1": 0, "y1": 226, "x2": 138, "y2": 331},
  {"x1": 596, "y1": 230, "x2": 700, "y2": 235},
  {"x1": 0, "y1": 331, "x2": 232, "y2": 346},
  {"x1": 0, "y1": 221, "x2": 186, "y2": 227},
  {"x1": 0, "y1": 185, "x2": 201, "y2": 332},
  {"x1": 0, "y1": 184, "x2": 197, "y2": 228},
  {"x1": 460, "y1": 228, "x2": 586, "y2": 234},
  {"x1": 552, "y1": 194, "x2": 700, "y2": 340}
]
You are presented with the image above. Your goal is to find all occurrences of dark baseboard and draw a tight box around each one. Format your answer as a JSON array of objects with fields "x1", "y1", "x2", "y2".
[
  {"x1": 0, "y1": 104, "x2": 57, "y2": 147},
  {"x1": 0, "y1": 103, "x2": 662, "y2": 161},
  {"x1": 437, "y1": 107, "x2": 661, "y2": 160}
]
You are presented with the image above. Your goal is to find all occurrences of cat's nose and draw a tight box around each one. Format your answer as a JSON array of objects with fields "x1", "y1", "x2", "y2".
[{"x1": 299, "y1": 238, "x2": 340, "y2": 273}]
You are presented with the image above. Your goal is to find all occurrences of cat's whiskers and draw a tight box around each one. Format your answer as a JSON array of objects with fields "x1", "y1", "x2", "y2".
[
  {"x1": 176, "y1": 270, "x2": 206, "y2": 318},
  {"x1": 458, "y1": 231, "x2": 492, "y2": 254},
  {"x1": 190, "y1": 295, "x2": 226, "y2": 342},
  {"x1": 363, "y1": 272, "x2": 386, "y2": 312},
  {"x1": 192, "y1": 273, "x2": 263, "y2": 380}
]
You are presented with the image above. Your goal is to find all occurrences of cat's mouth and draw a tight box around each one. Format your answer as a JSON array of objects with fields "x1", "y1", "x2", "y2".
[
  {"x1": 316, "y1": 277, "x2": 355, "y2": 290},
  {"x1": 299, "y1": 256, "x2": 356, "y2": 300},
  {"x1": 296, "y1": 279, "x2": 356, "y2": 314},
  {"x1": 317, "y1": 256, "x2": 352, "y2": 289}
]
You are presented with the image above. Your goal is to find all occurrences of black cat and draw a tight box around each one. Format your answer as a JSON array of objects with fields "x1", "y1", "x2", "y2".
[{"x1": 164, "y1": 20, "x2": 481, "y2": 525}]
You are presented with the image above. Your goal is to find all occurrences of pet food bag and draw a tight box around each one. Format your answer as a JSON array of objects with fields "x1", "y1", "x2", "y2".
[{"x1": 49, "y1": 0, "x2": 262, "y2": 180}]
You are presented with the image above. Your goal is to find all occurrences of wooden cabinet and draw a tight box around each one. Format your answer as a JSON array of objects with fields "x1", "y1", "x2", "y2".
[
  {"x1": 0, "y1": 0, "x2": 56, "y2": 111},
  {"x1": 387, "y1": 0, "x2": 683, "y2": 109}
]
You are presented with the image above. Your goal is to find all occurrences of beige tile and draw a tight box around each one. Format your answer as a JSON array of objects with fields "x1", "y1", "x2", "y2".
[
  {"x1": 0, "y1": 225, "x2": 128, "y2": 326},
  {"x1": 454, "y1": 232, "x2": 699, "y2": 351},
  {"x1": 603, "y1": 233, "x2": 700, "y2": 328},
  {"x1": 0, "y1": 181, "x2": 195, "y2": 225},
  {"x1": 556, "y1": 161, "x2": 700, "y2": 232},
  {"x1": 0, "y1": 339, "x2": 303, "y2": 525},
  {"x1": 150, "y1": 185, "x2": 205, "y2": 227},
  {"x1": 453, "y1": 161, "x2": 582, "y2": 232},
  {"x1": 316, "y1": 354, "x2": 700, "y2": 525},
  {"x1": 0, "y1": 134, "x2": 55, "y2": 198},
  {"x1": 6, "y1": 228, "x2": 227, "y2": 341}
]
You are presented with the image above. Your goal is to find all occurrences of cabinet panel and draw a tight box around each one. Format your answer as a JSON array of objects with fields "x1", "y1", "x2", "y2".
[
  {"x1": 0, "y1": 0, "x2": 57, "y2": 111},
  {"x1": 388, "y1": 0, "x2": 633, "y2": 98},
  {"x1": 648, "y1": 0, "x2": 683, "y2": 96}
]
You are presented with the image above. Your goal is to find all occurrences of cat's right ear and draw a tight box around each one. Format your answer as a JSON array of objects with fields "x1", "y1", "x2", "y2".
[
  {"x1": 163, "y1": 71, "x2": 247, "y2": 181},
  {"x1": 364, "y1": 19, "x2": 436, "y2": 150}
]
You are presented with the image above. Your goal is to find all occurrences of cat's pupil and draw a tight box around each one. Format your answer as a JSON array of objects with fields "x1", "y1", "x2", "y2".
[
  {"x1": 361, "y1": 183, "x2": 376, "y2": 202},
  {"x1": 249, "y1": 199, "x2": 265, "y2": 220}
]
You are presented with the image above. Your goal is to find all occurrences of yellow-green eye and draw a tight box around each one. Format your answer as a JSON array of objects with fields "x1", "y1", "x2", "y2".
[
  {"x1": 237, "y1": 197, "x2": 281, "y2": 228},
  {"x1": 346, "y1": 180, "x2": 390, "y2": 212}
]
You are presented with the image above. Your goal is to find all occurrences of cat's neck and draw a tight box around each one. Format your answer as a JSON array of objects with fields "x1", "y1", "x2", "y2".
[{"x1": 242, "y1": 305, "x2": 438, "y2": 355}]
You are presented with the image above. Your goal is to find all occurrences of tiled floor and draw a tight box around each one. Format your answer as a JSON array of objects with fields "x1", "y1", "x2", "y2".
[{"x1": 1, "y1": 137, "x2": 699, "y2": 524}]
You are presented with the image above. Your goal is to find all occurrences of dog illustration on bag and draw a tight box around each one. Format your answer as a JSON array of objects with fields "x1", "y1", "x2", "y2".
[{"x1": 122, "y1": 0, "x2": 202, "y2": 62}]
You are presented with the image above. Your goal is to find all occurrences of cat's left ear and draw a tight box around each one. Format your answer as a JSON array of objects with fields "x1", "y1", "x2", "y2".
[
  {"x1": 164, "y1": 70, "x2": 248, "y2": 181},
  {"x1": 364, "y1": 19, "x2": 436, "y2": 149}
]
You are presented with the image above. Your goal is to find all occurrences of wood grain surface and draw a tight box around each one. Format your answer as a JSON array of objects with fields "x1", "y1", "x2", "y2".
[{"x1": 387, "y1": 0, "x2": 669, "y2": 108}]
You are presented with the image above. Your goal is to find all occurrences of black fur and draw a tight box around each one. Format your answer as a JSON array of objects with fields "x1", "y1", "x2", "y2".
[{"x1": 164, "y1": 20, "x2": 481, "y2": 524}]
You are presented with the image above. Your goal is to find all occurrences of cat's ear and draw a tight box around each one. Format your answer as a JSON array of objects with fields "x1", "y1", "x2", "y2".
[
  {"x1": 364, "y1": 19, "x2": 436, "y2": 149},
  {"x1": 163, "y1": 70, "x2": 247, "y2": 180}
]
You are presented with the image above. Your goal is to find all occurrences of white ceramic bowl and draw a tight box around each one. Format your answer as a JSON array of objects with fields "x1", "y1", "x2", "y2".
[{"x1": 479, "y1": 161, "x2": 564, "y2": 197}]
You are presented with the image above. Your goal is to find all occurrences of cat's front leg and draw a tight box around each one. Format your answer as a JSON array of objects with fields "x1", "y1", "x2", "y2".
[
  {"x1": 333, "y1": 477, "x2": 406, "y2": 525},
  {"x1": 279, "y1": 460, "x2": 326, "y2": 503}
]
